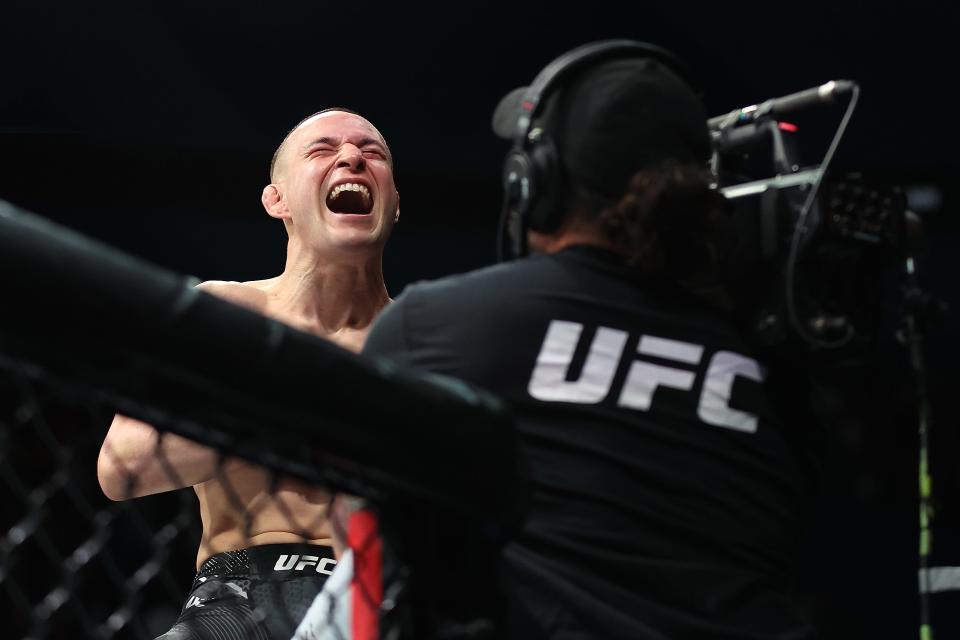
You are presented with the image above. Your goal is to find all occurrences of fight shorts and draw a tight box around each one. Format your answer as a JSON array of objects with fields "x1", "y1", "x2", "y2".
[{"x1": 156, "y1": 543, "x2": 337, "y2": 640}]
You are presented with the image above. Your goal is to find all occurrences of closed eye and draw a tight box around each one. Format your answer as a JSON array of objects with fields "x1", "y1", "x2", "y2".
[{"x1": 303, "y1": 136, "x2": 340, "y2": 157}]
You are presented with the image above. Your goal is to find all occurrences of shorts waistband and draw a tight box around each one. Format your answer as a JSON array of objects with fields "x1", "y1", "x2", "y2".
[{"x1": 197, "y1": 543, "x2": 337, "y2": 580}]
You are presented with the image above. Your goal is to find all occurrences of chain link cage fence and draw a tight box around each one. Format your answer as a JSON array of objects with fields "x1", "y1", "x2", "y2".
[{"x1": 0, "y1": 201, "x2": 522, "y2": 640}]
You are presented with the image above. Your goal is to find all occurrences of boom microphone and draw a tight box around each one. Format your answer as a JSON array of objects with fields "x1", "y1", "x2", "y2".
[{"x1": 708, "y1": 80, "x2": 858, "y2": 131}]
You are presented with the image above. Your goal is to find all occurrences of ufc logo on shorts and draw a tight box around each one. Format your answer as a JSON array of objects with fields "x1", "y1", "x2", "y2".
[
  {"x1": 528, "y1": 320, "x2": 765, "y2": 433},
  {"x1": 274, "y1": 554, "x2": 337, "y2": 575}
]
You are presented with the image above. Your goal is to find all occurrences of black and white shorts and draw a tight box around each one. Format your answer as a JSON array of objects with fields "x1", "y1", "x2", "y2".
[{"x1": 156, "y1": 543, "x2": 337, "y2": 640}]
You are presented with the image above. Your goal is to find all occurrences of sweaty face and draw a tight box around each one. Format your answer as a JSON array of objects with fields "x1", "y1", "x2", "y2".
[{"x1": 276, "y1": 111, "x2": 399, "y2": 254}]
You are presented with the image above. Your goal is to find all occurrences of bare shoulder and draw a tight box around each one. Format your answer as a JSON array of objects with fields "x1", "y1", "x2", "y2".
[{"x1": 195, "y1": 280, "x2": 270, "y2": 314}]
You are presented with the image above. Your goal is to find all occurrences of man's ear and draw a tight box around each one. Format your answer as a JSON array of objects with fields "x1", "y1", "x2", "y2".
[
  {"x1": 394, "y1": 191, "x2": 400, "y2": 223},
  {"x1": 262, "y1": 184, "x2": 289, "y2": 221}
]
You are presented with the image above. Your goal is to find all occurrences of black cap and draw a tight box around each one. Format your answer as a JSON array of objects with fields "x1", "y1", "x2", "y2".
[{"x1": 492, "y1": 57, "x2": 711, "y2": 197}]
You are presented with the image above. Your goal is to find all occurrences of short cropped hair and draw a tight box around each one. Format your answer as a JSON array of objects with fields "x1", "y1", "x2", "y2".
[{"x1": 269, "y1": 107, "x2": 395, "y2": 182}]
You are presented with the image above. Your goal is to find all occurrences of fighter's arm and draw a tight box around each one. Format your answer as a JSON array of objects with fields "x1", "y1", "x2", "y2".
[
  {"x1": 97, "y1": 280, "x2": 259, "y2": 501},
  {"x1": 97, "y1": 415, "x2": 230, "y2": 500}
]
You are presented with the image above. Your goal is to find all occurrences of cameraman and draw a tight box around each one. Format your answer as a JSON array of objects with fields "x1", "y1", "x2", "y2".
[{"x1": 363, "y1": 41, "x2": 817, "y2": 638}]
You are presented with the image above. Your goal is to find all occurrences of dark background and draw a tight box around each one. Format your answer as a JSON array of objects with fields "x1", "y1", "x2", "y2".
[{"x1": 1, "y1": 1, "x2": 958, "y2": 637}]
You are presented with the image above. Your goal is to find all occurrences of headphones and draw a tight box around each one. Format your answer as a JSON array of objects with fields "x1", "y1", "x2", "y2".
[{"x1": 498, "y1": 39, "x2": 690, "y2": 260}]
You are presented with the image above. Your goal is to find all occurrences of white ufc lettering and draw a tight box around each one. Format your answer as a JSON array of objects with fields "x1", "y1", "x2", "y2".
[
  {"x1": 618, "y1": 336, "x2": 703, "y2": 410},
  {"x1": 317, "y1": 557, "x2": 336, "y2": 575},
  {"x1": 274, "y1": 554, "x2": 338, "y2": 575},
  {"x1": 528, "y1": 320, "x2": 627, "y2": 403},
  {"x1": 527, "y1": 320, "x2": 765, "y2": 432},
  {"x1": 697, "y1": 351, "x2": 765, "y2": 433},
  {"x1": 295, "y1": 555, "x2": 320, "y2": 570}
]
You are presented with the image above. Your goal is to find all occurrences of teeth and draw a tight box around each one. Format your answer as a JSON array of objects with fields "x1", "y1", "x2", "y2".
[{"x1": 330, "y1": 183, "x2": 371, "y2": 202}]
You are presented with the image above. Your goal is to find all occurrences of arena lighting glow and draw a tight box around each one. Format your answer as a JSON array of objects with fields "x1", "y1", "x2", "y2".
[{"x1": 906, "y1": 184, "x2": 944, "y2": 214}]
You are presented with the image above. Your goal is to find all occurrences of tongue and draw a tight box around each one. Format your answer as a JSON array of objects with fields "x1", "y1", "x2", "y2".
[{"x1": 327, "y1": 190, "x2": 372, "y2": 215}]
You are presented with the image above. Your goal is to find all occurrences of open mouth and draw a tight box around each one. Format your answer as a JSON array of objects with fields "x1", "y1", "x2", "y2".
[{"x1": 326, "y1": 182, "x2": 373, "y2": 215}]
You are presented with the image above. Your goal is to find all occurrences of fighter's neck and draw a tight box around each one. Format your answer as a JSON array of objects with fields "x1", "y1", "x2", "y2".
[{"x1": 270, "y1": 247, "x2": 390, "y2": 334}]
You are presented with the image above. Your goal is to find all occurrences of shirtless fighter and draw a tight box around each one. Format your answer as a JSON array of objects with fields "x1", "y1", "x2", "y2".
[{"x1": 97, "y1": 108, "x2": 400, "y2": 640}]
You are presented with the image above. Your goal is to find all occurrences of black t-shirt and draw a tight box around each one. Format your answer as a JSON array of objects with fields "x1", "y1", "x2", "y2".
[{"x1": 363, "y1": 246, "x2": 816, "y2": 639}]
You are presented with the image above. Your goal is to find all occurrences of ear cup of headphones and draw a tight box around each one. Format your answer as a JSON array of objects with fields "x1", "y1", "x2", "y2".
[
  {"x1": 502, "y1": 150, "x2": 533, "y2": 215},
  {"x1": 524, "y1": 134, "x2": 562, "y2": 233}
]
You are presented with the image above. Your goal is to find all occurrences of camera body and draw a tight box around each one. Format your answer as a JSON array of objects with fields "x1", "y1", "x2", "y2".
[{"x1": 713, "y1": 116, "x2": 909, "y2": 351}]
